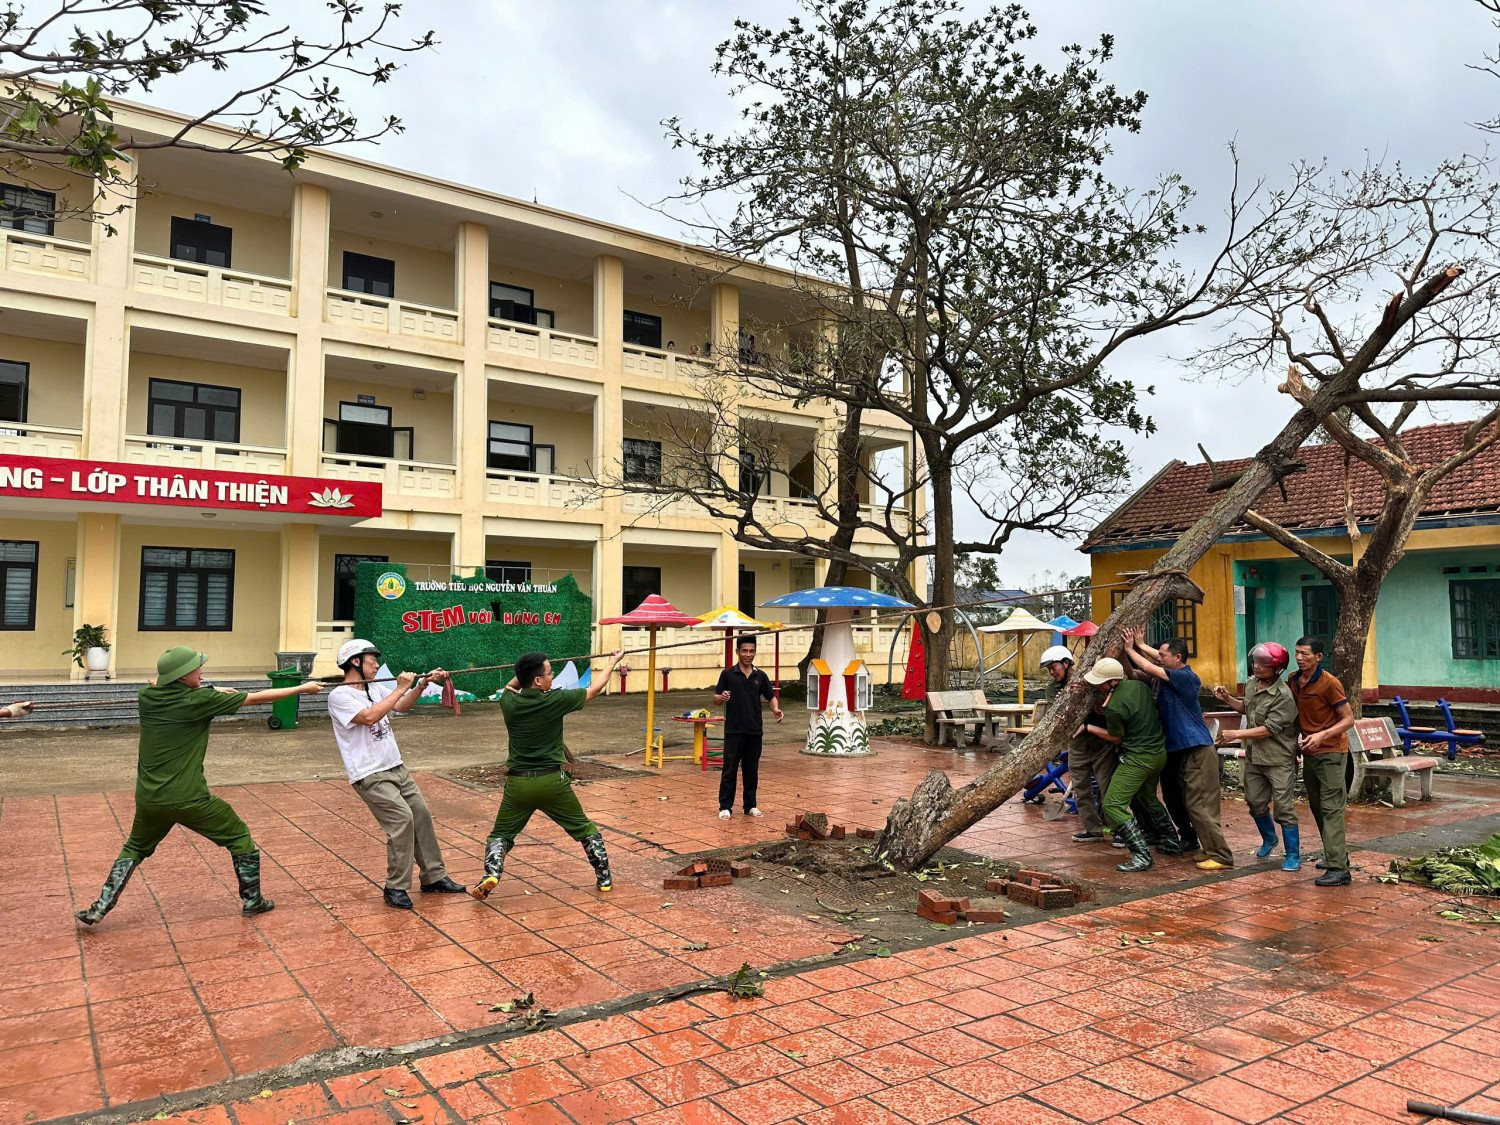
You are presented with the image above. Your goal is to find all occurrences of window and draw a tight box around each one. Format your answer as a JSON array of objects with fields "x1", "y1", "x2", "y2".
[
  {"x1": 148, "y1": 379, "x2": 241, "y2": 444},
  {"x1": 623, "y1": 310, "x2": 662, "y2": 349},
  {"x1": 140, "y1": 547, "x2": 234, "y2": 631},
  {"x1": 0, "y1": 184, "x2": 55, "y2": 234},
  {"x1": 333, "y1": 553, "x2": 387, "y2": 621},
  {"x1": 327, "y1": 400, "x2": 413, "y2": 460},
  {"x1": 0, "y1": 541, "x2": 37, "y2": 630},
  {"x1": 488, "y1": 421, "x2": 533, "y2": 472},
  {"x1": 169, "y1": 216, "x2": 232, "y2": 268},
  {"x1": 738, "y1": 451, "x2": 764, "y2": 497},
  {"x1": 1301, "y1": 585, "x2": 1341, "y2": 644},
  {"x1": 534, "y1": 309, "x2": 555, "y2": 329},
  {"x1": 0, "y1": 360, "x2": 27, "y2": 423},
  {"x1": 342, "y1": 251, "x2": 395, "y2": 297},
  {"x1": 622, "y1": 565, "x2": 661, "y2": 611},
  {"x1": 1451, "y1": 579, "x2": 1500, "y2": 660},
  {"x1": 1111, "y1": 590, "x2": 1197, "y2": 657},
  {"x1": 486, "y1": 560, "x2": 532, "y2": 585},
  {"x1": 623, "y1": 438, "x2": 662, "y2": 484},
  {"x1": 490, "y1": 282, "x2": 534, "y2": 323}
]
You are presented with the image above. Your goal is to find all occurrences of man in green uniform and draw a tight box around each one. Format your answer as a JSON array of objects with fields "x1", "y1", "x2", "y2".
[
  {"x1": 75, "y1": 646, "x2": 323, "y2": 926},
  {"x1": 1079, "y1": 656, "x2": 1174, "y2": 873},
  {"x1": 470, "y1": 648, "x2": 627, "y2": 900}
]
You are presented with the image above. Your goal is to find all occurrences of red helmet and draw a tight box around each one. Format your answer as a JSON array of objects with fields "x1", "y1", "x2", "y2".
[{"x1": 1248, "y1": 641, "x2": 1289, "y2": 676}]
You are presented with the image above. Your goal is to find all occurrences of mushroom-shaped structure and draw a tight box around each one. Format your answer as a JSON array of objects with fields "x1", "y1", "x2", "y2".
[
  {"x1": 979, "y1": 606, "x2": 1055, "y2": 705},
  {"x1": 760, "y1": 586, "x2": 913, "y2": 756},
  {"x1": 693, "y1": 604, "x2": 779, "y2": 668},
  {"x1": 601, "y1": 594, "x2": 701, "y2": 758}
]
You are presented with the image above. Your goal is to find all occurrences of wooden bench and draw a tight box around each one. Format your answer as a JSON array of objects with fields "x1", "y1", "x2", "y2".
[
  {"x1": 1004, "y1": 700, "x2": 1048, "y2": 739},
  {"x1": 1349, "y1": 717, "x2": 1435, "y2": 807},
  {"x1": 928, "y1": 689, "x2": 988, "y2": 747}
]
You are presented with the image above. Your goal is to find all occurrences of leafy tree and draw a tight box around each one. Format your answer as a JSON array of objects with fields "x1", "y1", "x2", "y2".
[{"x1": 0, "y1": 0, "x2": 434, "y2": 225}]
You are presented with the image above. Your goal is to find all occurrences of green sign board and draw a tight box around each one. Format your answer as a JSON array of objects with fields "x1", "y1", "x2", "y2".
[{"x1": 352, "y1": 563, "x2": 594, "y2": 700}]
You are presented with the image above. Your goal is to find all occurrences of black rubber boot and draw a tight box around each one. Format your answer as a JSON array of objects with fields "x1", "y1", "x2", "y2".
[
  {"x1": 581, "y1": 832, "x2": 613, "y2": 892},
  {"x1": 1142, "y1": 805, "x2": 1184, "y2": 857},
  {"x1": 76, "y1": 857, "x2": 137, "y2": 926},
  {"x1": 470, "y1": 838, "x2": 511, "y2": 900},
  {"x1": 232, "y1": 850, "x2": 275, "y2": 916},
  {"x1": 1114, "y1": 819, "x2": 1154, "y2": 873}
]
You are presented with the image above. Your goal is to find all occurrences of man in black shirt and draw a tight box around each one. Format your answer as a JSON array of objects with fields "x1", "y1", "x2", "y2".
[{"x1": 712, "y1": 636, "x2": 783, "y2": 818}]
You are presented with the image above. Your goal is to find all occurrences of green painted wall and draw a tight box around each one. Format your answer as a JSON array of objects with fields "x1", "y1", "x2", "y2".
[
  {"x1": 1230, "y1": 558, "x2": 1345, "y2": 681},
  {"x1": 1375, "y1": 547, "x2": 1500, "y2": 689}
]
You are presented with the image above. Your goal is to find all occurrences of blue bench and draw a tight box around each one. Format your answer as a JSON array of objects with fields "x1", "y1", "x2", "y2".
[{"x1": 1391, "y1": 696, "x2": 1484, "y2": 761}]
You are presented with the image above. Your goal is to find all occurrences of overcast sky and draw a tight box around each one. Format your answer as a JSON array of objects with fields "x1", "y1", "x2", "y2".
[{"x1": 159, "y1": 1, "x2": 1500, "y2": 584}]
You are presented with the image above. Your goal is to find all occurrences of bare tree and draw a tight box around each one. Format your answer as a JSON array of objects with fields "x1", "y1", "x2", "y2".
[{"x1": 0, "y1": 0, "x2": 434, "y2": 225}]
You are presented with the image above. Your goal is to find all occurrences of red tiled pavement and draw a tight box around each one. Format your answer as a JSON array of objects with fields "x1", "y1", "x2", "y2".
[{"x1": 0, "y1": 738, "x2": 1495, "y2": 1121}]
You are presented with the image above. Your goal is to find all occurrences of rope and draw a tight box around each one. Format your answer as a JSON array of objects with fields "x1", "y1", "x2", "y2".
[{"x1": 20, "y1": 579, "x2": 1131, "y2": 710}]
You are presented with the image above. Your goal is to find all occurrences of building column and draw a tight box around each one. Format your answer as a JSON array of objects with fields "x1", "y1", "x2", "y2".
[
  {"x1": 286, "y1": 182, "x2": 331, "y2": 476},
  {"x1": 279, "y1": 523, "x2": 319, "y2": 652},
  {"x1": 1350, "y1": 536, "x2": 1380, "y2": 695},
  {"x1": 74, "y1": 513, "x2": 121, "y2": 681},
  {"x1": 81, "y1": 164, "x2": 138, "y2": 462},
  {"x1": 454, "y1": 220, "x2": 491, "y2": 566},
  {"x1": 710, "y1": 281, "x2": 739, "y2": 360},
  {"x1": 596, "y1": 532, "x2": 624, "y2": 654}
]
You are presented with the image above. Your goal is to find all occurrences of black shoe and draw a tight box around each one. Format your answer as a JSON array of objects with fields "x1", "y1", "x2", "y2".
[
  {"x1": 1314, "y1": 860, "x2": 1330, "y2": 871},
  {"x1": 1313, "y1": 869, "x2": 1351, "y2": 887},
  {"x1": 1071, "y1": 831, "x2": 1104, "y2": 843},
  {"x1": 383, "y1": 887, "x2": 415, "y2": 909},
  {"x1": 420, "y1": 876, "x2": 467, "y2": 894}
]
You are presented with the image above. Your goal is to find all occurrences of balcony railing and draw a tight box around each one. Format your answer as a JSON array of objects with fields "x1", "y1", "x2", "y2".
[
  {"x1": 485, "y1": 470, "x2": 600, "y2": 511},
  {"x1": 324, "y1": 289, "x2": 461, "y2": 344},
  {"x1": 132, "y1": 254, "x2": 293, "y2": 316},
  {"x1": 620, "y1": 489, "x2": 709, "y2": 521},
  {"x1": 0, "y1": 422, "x2": 84, "y2": 459},
  {"x1": 0, "y1": 230, "x2": 91, "y2": 282},
  {"x1": 487, "y1": 319, "x2": 600, "y2": 368},
  {"x1": 321, "y1": 453, "x2": 457, "y2": 501},
  {"x1": 124, "y1": 436, "x2": 289, "y2": 474},
  {"x1": 621, "y1": 345, "x2": 714, "y2": 385}
]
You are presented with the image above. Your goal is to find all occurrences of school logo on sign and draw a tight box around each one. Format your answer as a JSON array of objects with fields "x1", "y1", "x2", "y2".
[{"x1": 376, "y1": 572, "x2": 407, "y2": 600}]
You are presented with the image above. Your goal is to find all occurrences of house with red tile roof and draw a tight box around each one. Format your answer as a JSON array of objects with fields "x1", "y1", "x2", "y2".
[{"x1": 1080, "y1": 422, "x2": 1500, "y2": 701}]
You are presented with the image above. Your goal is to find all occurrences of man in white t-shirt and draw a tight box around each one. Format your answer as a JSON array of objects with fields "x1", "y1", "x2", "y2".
[{"x1": 327, "y1": 639, "x2": 465, "y2": 909}]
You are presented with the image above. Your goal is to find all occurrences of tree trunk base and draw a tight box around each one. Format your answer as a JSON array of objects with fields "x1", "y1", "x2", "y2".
[{"x1": 879, "y1": 769, "x2": 960, "y2": 869}]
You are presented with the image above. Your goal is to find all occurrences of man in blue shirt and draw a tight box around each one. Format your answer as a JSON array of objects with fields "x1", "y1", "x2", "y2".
[{"x1": 1122, "y1": 630, "x2": 1234, "y2": 870}]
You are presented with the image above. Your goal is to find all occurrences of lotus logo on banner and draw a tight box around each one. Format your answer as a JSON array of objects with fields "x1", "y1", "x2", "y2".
[
  {"x1": 308, "y1": 486, "x2": 357, "y2": 509},
  {"x1": 376, "y1": 572, "x2": 407, "y2": 600}
]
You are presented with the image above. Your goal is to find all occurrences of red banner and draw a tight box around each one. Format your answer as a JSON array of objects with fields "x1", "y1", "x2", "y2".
[{"x1": 0, "y1": 454, "x2": 382, "y2": 518}]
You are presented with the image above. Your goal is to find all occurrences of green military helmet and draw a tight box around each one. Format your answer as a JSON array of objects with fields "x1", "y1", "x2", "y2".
[{"x1": 156, "y1": 645, "x2": 208, "y2": 686}]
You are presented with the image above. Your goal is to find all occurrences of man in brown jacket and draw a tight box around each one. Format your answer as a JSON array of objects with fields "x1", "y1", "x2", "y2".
[{"x1": 1289, "y1": 636, "x2": 1355, "y2": 887}]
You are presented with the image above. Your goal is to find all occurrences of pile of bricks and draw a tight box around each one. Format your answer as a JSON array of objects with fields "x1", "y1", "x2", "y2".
[
  {"x1": 915, "y1": 889, "x2": 1008, "y2": 925},
  {"x1": 785, "y1": 812, "x2": 847, "y2": 841},
  {"x1": 663, "y1": 858, "x2": 753, "y2": 891},
  {"x1": 990, "y1": 868, "x2": 1094, "y2": 910}
]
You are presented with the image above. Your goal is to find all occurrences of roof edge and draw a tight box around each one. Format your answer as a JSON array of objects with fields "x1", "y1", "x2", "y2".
[{"x1": 1079, "y1": 459, "x2": 1186, "y2": 552}]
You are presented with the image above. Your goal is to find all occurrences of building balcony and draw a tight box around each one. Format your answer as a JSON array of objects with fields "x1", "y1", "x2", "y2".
[
  {"x1": 321, "y1": 453, "x2": 457, "y2": 502},
  {"x1": 324, "y1": 289, "x2": 461, "y2": 345},
  {"x1": 620, "y1": 489, "x2": 710, "y2": 521},
  {"x1": 123, "y1": 436, "x2": 289, "y2": 474},
  {"x1": 0, "y1": 422, "x2": 84, "y2": 459},
  {"x1": 131, "y1": 254, "x2": 293, "y2": 316},
  {"x1": 485, "y1": 469, "x2": 600, "y2": 512},
  {"x1": 621, "y1": 345, "x2": 715, "y2": 386},
  {"x1": 0, "y1": 230, "x2": 92, "y2": 283},
  {"x1": 487, "y1": 319, "x2": 599, "y2": 368}
]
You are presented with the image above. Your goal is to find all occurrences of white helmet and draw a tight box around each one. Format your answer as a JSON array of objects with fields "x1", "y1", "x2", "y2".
[
  {"x1": 336, "y1": 638, "x2": 381, "y2": 669},
  {"x1": 1039, "y1": 645, "x2": 1074, "y2": 668}
]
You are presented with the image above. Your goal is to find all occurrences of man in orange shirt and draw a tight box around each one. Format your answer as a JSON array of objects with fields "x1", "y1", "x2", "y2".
[{"x1": 1289, "y1": 636, "x2": 1356, "y2": 887}]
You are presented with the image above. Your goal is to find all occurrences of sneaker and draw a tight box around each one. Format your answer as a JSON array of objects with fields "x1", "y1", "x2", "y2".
[
  {"x1": 718, "y1": 809, "x2": 732, "y2": 819},
  {"x1": 746, "y1": 808, "x2": 763, "y2": 818},
  {"x1": 469, "y1": 875, "x2": 499, "y2": 900},
  {"x1": 1071, "y1": 831, "x2": 1103, "y2": 843}
]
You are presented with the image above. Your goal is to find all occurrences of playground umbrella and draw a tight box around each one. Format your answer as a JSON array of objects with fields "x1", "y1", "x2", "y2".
[
  {"x1": 760, "y1": 586, "x2": 915, "y2": 711},
  {"x1": 600, "y1": 594, "x2": 701, "y2": 756},
  {"x1": 693, "y1": 604, "x2": 785, "y2": 700},
  {"x1": 978, "y1": 606, "x2": 1055, "y2": 705}
]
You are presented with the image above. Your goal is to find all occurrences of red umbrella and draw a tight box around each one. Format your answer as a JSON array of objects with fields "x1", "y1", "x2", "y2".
[{"x1": 601, "y1": 595, "x2": 701, "y2": 757}]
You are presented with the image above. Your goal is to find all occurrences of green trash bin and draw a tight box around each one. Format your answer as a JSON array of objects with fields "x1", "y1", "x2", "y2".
[{"x1": 266, "y1": 668, "x2": 305, "y2": 730}]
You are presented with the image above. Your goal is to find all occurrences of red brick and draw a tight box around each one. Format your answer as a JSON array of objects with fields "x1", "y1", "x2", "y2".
[
  {"x1": 679, "y1": 861, "x2": 708, "y2": 877},
  {"x1": 663, "y1": 877, "x2": 700, "y2": 891},
  {"x1": 801, "y1": 813, "x2": 830, "y2": 839},
  {"x1": 916, "y1": 902, "x2": 959, "y2": 925},
  {"x1": 985, "y1": 878, "x2": 1007, "y2": 893},
  {"x1": 729, "y1": 862, "x2": 753, "y2": 878},
  {"x1": 700, "y1": 874, "x2": 732, "y2": 888},
  {"x1": 963, "y1": 908, "x2": 1009, "y2": 924},
  {"x1": 797, "y1": 829, "x2": 815, "y2": 841},
  {"x1": 1017, "y1": 869, "x2": 1051, "y2": 885},
  {"x1": 785, "y1": 823, "x2": 799, "y2": 835},
  {"x1": 830, "y1": 825, "x2": 846, "y2": 840},
  {"x1": 856, "y1": 827, "x2": 879, "y2": 840},
  {"x1": 1037, "y1": 886, "x2": 1076, "y2": 909}
]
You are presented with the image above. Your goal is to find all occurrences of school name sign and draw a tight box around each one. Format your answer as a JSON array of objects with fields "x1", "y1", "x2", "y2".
[{"x1": 354, "y1": 563, "x2": 592, "y2": 699}]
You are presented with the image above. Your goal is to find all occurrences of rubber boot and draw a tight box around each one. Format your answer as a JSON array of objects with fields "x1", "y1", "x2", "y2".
[
  {"x1": 1142, "y1": 806, "x2": 1185, "y2": 857},
  {"x1": 1280, "y1": 825, "x2": 1302, "y2": 872},
  {"x1": 1113, "y1": 819, "x2": 1154, "y2": 873},
  {"x1": 469, "y1": 838, "x2": 511, "y2": 900},
  {"x1": 75, "y1": 857, "x2": 137, "y2": 926},
  {"x1": 1252, "y1": 815, "x2": 1278, "y2": 859},
  {"x1": 580, "y1": 832, "x2": 613, "y2": 892},
  {"x1": 232, "y1": 851, "x2": 275, "y2": 916}
]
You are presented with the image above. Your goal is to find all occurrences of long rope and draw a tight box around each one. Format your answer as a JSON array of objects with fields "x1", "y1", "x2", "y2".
[{"x1": 22, "y1": 579, "x2": 1126, "y2": 710}]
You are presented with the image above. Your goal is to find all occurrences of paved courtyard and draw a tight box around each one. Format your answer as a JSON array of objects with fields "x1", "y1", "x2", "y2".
[{"x1": 2, "y1": 738, "x2": 1497, "y2": 1123}]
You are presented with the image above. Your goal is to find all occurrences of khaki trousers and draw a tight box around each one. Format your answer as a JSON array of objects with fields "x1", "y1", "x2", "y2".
[
  {"x1": 354, "y1": 764, "x2": 448, "y2": 890},
  {"x1": 1179, "y1": 743, "x2": 1233, "y2": 865},
  {"x1": 1244, "y1": 755, "x2": 1298, "y2": 828},
  {"x1": 1303, "y1": 751, "x2": 1349, "y2": 871},
  {"x1": 1067, "y1": 735, "x2": 1116, "y2": 835}
]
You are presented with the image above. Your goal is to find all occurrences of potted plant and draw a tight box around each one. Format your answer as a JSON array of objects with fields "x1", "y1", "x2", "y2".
[{"x1": 66, "y1": 624, "x2": 111, "y2": 679}]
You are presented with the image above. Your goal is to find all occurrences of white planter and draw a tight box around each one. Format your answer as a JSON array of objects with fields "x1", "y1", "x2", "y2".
[{"x1": 85, "y1": 646, "x2": 111, "y2": 676}]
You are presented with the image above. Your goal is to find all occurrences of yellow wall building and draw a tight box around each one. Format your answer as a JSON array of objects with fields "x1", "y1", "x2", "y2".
[{"x1": 0, "y1": 100, "x2": 920, "y2": 686}]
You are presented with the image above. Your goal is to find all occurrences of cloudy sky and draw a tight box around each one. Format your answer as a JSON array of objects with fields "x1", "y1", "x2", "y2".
[{"x1": 159, "y1": 1, "x2": 1500, "y2": 584}]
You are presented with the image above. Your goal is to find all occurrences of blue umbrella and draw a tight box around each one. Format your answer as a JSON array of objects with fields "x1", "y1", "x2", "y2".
[
  {"x1": 1047, "y1": 614, "x2": 1079, "y2": 646},
  {"x1": 761, "y1": 586, "x2": 914, "y2": 609}
]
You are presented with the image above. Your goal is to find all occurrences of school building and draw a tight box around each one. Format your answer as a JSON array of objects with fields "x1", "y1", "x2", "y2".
[
  {"x1": 0, "y1": 97, "x2": 919, "y2": 685},
  {"x1": 1083, "y1": 422, "x2": 1500, "y2": 702}
]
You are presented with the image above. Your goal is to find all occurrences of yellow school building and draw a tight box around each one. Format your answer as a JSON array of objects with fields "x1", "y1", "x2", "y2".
[{"x1": 0, "y1": 98, "x2": 919, "y2": 686}]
